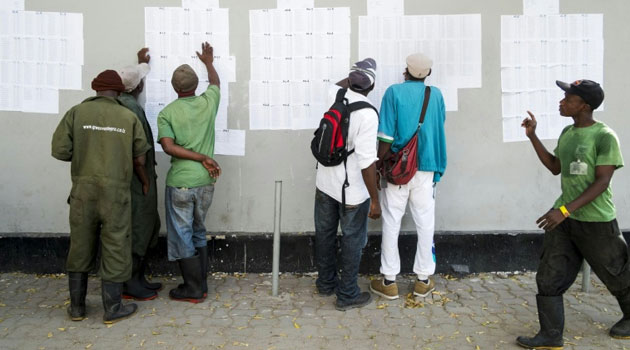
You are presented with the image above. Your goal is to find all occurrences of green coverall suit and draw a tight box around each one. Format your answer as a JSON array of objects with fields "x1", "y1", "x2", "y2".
[
  {"x1": 51, "y1": 96, "x2": 151, "y2": 283},
  {"x1": 118, "y1": 93, "x2": 160, "y2": 257}
]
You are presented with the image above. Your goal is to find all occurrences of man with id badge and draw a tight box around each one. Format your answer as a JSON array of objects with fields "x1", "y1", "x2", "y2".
[{"x1": 517, "y1": 79, "x2": 630, "y2": 349}]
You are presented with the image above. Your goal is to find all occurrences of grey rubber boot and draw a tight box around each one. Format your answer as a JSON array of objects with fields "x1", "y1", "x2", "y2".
[
  {"x1": 169, "y1": 253, "x2": 205, "y2": 303},
  {"x1": 102, "y1": 281, "x2": 138, "y2": 324},
  {"x1": 139, "y1": 257, "x2": 162, "y2": 290},
  {"x1": 610, "y1": 292, "x2": 630, "y2": 339},
  {"x1": 196, "y1": 246, "x2": 208, "y2": 296},
  {"x1": 516, "y1": 295, "x2": 564, "y2": 349},
  {"x1": 67, "y1": 272, "x2": 87, "y2": 321},
  {"x1": 122, "y1": 254, "x2": 158, "y2": 301}
]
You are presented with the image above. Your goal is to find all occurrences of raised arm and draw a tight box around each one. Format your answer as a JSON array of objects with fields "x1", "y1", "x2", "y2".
[
  {"x1": 522, "y1": 111, "x2": 561, "y2": 175},
  {"x1": 196, "y1": 42, "x2": 220, "y2": 88},
  {"x1": 137, "y1": 47, "x2": 150, "y2": 64}
]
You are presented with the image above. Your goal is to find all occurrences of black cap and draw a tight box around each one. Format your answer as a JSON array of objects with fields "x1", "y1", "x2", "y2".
[{"x1": 556, "y1": 79, "x2": 604, "y2": 110}]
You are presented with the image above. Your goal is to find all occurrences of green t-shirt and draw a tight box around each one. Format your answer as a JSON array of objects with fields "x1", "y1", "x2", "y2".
[
  {"x1": 51, "y1": 96, "x2": 151, "y2": 187},
  {"x1": 553, "y1": 121, "x2": 624, "y2": 222},
  {"x1": 157, "y1": 85, "x2": 220, "y2": 188}
]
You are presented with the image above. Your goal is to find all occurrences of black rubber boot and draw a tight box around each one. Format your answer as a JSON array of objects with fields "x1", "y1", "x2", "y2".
[
  {"x1": 102, "y1": 281, "x2": 138, "y2": 324},
  {"x1": 123, "y1": 255, "x2": 158, "y2": 301},
  {"x1": 610, "y1": 292, "x2": 630, "y2": 339},
  {"x1": 169, "y1": 253, "x2": 205, "y2": 303},
  {"x1": 196, "y1": 246, "x2": 208, "y2": 297},
  {"x1": 67, "y1": 272, "x2": 87, "y2": 321},
  {"x1": 516, "y1": 295, "x2": 564, "y2": 349},
  {"x1": 139, "y1": 257, "x2": 162, "y2": 291}
]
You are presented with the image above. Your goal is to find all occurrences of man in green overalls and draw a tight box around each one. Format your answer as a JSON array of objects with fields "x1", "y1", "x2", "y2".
[
  {"x1": 117, "y1": 48, "x2": 162, "y2": 301},
  {"x1": 52, "y1": 70, "x2": 152, "y2": 324}
]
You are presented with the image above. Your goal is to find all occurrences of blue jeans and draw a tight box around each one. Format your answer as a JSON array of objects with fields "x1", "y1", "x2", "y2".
[
  {"x1": 314, "y1": 189, "x2": 369, "y2": 304},
  {"x1": 165, "y1": 185, "x2": 214, "y2": 261}
]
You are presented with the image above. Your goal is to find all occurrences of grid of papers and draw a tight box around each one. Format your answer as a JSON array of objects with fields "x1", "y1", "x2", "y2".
[
  {"x1": 144, "y1": 4, "x2": 244, "y2": 155},
  {"x1": 0, "y1": 0, "x2": 23, "y2": 11},
  {"x1": 0, "y1": 10, "x2": 83, "y2": 114},
  {"x1": 249, "y1": 7, "x2": 351, "y2": 130},
  {"x1": 500, "y1": 14, "x2": 604, "y2": 142},
  {"x1": 367, "y1": 0, "x2": 404, "y2": 17},
  {"x1": 358, "y1": 14, "x2": 482, "y2": 112},
  {"x1": 523, "y1": 0, "x2": 559, "y2": 16}
]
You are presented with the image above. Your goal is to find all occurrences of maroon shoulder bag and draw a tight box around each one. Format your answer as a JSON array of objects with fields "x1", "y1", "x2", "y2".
[{"x1": 382, "y1": 86, "x2": 431, "y2": 185}]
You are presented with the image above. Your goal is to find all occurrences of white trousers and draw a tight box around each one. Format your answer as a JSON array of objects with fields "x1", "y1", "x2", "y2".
[{"x1": 379, "y1": 171, "x2": 435, "y2": 281}]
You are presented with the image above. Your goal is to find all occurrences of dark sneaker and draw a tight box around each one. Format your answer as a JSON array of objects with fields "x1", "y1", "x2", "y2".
[
  {"x1": 335, "y1": 292, "x2": 372, "y2": 311},
  {"x1": 317, "y1": 288, "x2": 335, "y2": 296}
]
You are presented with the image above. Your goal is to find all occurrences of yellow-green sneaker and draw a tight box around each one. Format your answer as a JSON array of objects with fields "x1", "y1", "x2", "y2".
[
  {"x1": 369, "y1": 279, "x2": 399, "y2": 300},
  {"x1": 413, "y1": 278, "x2": 435, "y2": 297}
]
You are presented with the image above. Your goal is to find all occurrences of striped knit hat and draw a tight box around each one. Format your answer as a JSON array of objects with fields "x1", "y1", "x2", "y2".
[{"x1": 348, "y1": 58, "x2": 376, "y2": 91}]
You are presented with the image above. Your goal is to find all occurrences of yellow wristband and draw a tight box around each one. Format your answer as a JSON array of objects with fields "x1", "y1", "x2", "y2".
[{"x1": 559, "y1": 205, "x2": 570, "y2": 218}]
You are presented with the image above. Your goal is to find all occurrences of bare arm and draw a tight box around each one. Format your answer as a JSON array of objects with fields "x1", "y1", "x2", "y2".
[
  {"x1": 377, "y1": 141, "x2": 391, "y2": 162},
  {"x1": 196, "y1": 42, "x2": 220, "y2": 88},
  {"x1": 566, "y1": 165, "x2": 616, "y2": 213},
  {"x1": 522, "y1": 111, "x2": 561, "y2": 175},
  {"x1": 375, "y1": 141, "x2": 392, "y2": 190},
  {"x1": 361, "y1": 163, "x2": 381, "y2": 219},
  {"x1": 133, "y1": 153, "x2": 150, "y2": 195},
  {"x1": 160, "y1": 137, "x2": 221, "y2": 178},
  {"x1": 536, "y1": 165, "x2": 617, "y2": 231}
]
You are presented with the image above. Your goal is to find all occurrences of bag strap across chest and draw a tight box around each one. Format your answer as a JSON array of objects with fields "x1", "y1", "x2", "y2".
[{"x1": 416, "y1": 86, "x2": 432, "y2": 133}]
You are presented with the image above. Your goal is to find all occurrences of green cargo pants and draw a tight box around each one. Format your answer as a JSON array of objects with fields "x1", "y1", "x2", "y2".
[
  {"x1": 131, "y1": 175, "x2": 160, "y2": 257},
  {"x1": 66, "y1": 182, "x2": 132, "y2": 282}
]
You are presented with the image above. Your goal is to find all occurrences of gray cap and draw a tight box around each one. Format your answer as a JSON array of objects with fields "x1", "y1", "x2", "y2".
[
  {"x1": 118, "y1": 63, "x2": 150, "y2": 92},
  {"x1": 171, "y1": 64, "x2": 199, "y2": 92}
]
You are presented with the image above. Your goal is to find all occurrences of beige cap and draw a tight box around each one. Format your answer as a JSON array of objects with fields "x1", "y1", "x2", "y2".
[
  {"x1": 118, "y1": 63, "x2": 150, "y2": 92},
  {"x1": 406, "y1": 53, "x2": 433, "y2": 79},
  {"x1": 171, "y1": 64, "x2": 199, "y2": 92}
]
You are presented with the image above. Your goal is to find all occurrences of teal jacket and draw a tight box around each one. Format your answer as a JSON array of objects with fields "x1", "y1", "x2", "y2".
[{"x1": 377, "y1": 80, "x2": 447, "y2": 182}]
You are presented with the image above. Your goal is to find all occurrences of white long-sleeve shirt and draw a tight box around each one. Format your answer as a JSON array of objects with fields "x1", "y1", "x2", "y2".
[{"x1": 315, "y1": 85, "x2": 379, "y2": 205}]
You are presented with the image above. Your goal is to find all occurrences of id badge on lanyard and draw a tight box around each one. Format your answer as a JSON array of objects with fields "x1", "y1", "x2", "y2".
[
  {"x1": 570, "y1": 159, "x2": 588, "y2": 175},
  {"x1": 570, "y1": 145, "x2": 589, "y2": 176}
]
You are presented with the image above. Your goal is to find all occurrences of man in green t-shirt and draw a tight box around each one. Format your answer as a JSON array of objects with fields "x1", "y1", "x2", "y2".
[
  {"x1": 517, "y1": 79, "x2": 630, "y2": 349},
  {"x1": 117, "y1": 48, "x2": 162, "y2": 301},
  {"x1": 52, "y1": 70, "x2": 151, "y2": 324},
  {"x1": 157, "y1": 42, "x2": 221, "y2": 303}
]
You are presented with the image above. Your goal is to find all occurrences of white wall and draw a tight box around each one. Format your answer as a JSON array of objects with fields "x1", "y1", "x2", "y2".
[{"x1": 1, "y1": 0, "x2": 628, "y2": 234}]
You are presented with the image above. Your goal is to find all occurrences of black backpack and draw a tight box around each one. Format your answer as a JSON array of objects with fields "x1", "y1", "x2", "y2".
[{"x1": 311, "y1": 88, "x2": 378, "y2": 207}]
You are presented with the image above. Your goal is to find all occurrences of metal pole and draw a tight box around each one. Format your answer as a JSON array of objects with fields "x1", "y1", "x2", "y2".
[
  {"x1": 272, "y1": 181, "x2": 282, "y2": 296},
  {"x1": 581, "y1": 261, "x2": 591, "y2": 293}
]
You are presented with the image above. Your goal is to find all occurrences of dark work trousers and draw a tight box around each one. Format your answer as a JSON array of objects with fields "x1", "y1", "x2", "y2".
[
  {"x1": 314, "y1": 189, "x2": 370, "y2": 304},
  {"x1": 536, "y1": 217, "x2": 630, "y2": 298},
  {"x1": 66, "y1": 182, "x2": 132, "y2": 283},
  {"x1": 130, "y1": 174, "x2": 160, "y2": 257}
]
